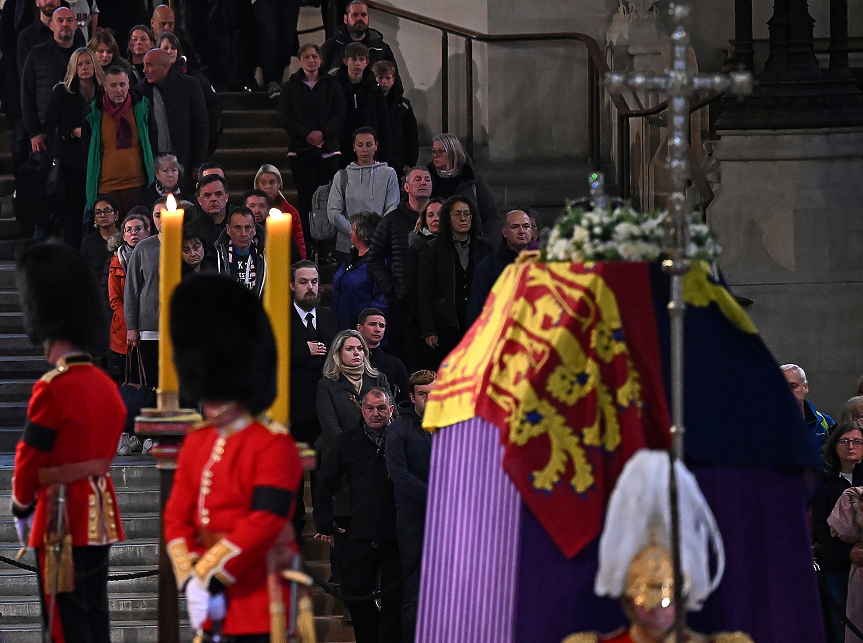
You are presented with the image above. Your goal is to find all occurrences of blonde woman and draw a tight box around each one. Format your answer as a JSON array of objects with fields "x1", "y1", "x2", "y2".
[
  {"x1": 254, "y1": 163, "x2": 306, "y2": 258},
  {"x1": 43, "y1": 47, "x2": 105, "y2": 247}
]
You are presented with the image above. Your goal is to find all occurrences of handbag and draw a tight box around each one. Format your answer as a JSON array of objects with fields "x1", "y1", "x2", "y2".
[
  {"x1": 118, "y1": 347, "x2": 156, "y2": 433},
  {"x1": 45, "y1": 157, "x2": 65, "y2": 200}
]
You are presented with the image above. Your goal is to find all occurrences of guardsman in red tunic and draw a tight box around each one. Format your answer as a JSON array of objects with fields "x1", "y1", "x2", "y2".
[
  {"x1": 10, "y1": 243, "x2": 127, "y2": 643},
  {"x1": 164, "y1": 274, "x2": 304, "y2": 640}
]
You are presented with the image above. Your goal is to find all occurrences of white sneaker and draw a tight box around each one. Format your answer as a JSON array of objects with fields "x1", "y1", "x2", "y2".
[
  {"x1": 142, "y1": 439, "x2": 153, "y2": 454},
  {"x1": 117, "y1": 434, "x2": 132, "y2": 456}
]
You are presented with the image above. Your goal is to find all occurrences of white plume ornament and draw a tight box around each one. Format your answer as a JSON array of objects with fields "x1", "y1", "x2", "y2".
[{"x1": 594, "y1": 449, "x2": 725, "y2": 611}]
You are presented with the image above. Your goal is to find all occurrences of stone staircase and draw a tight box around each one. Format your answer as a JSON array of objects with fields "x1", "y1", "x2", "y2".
[{"x1": 0, "y1": 459, "x2": 354, "y2": 642}]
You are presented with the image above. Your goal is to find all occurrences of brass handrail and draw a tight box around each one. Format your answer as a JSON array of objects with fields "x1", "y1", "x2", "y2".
[{"x1": 364, "y1": 0, "x2": 720, "y2": 207}]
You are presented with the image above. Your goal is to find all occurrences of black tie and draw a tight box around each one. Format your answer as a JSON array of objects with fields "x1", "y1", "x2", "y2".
[{"x1": 305, "y1": 312, "x2": 314, "y2": 331}]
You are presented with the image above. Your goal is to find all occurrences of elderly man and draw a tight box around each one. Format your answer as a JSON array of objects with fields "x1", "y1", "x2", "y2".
[
  {"x1": 315, "y1": 387, "x2": 402, "y2": 643},
  {"x1": 150, "y1": 4, "x2": 200, "y2": 69},
  {"x1": 216, "y1": 207, "x2": 267, "y2": 298},
  {"x1": 83, "y1": 67, "x2": 155, "y2": 215},
  {"x1": 134, "y1": 47, "x2": 208, "y2": 189},
  {"x1": 781, "y1": 363, "x2": 835, "y2": 449},
  {"x1": 466, "y1": 209, "x2": 532, "y2": 327},
  {"x1": 187, "y1": 174, "x2": 229, "y2": 257}
]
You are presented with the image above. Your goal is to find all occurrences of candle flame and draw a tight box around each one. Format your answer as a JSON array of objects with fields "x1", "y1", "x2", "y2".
[
  {"x1": 166, "y1": 194, "x2": 177, "y2": 212},
  {"x1": 269, "y1": 208, "x2": 283, "y2": 219}
]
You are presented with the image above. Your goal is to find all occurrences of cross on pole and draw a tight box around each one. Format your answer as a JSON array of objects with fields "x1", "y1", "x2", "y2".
[
  {"x1": 604, "y1": 4, "x2": 752, "y2": 638},
  {"x1": 606, "y1": 2, "x2": 752, "y2": 460}
]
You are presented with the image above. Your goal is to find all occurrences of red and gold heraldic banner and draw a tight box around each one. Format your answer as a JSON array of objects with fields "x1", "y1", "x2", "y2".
[{"x1": 424, "y1": 261, "x2": 671, "y2": 558}]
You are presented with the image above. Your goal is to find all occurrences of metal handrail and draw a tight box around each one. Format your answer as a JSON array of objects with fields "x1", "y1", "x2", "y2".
[{"x1": 364, "y1": 0, "x2": 719, "y2": 207}]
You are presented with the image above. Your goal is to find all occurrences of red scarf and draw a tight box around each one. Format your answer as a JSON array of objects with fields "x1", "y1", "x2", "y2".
[{"x1": 102, "y1": 91, "x2": 133, "y2": 150}]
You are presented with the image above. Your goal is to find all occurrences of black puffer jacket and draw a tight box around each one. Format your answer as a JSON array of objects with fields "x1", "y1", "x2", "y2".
[
  {"x1": 366, "y1": 200, "x2": 420, "y2": 302},
  {"x1": 417, "y1": 233, "x2": 492, "y2": 337},
  {"x1": 21, "y1": 39, "x2": 76, "y2": 137},
  {"x1": 383, "y1": 84, "x2": 418, "y2": 171},
  {"x1": 320, "y1": 25, "x2": 399, "y2": 78},
  {"x1": 278, "y1": 69, "x2": 345, "y2": 154},
  {"x1": 334, "y1": 66, "x2": 390, "y2": 162},
  {"x1": 428, "y1": 162, "x2": 500, "y2": 248}
]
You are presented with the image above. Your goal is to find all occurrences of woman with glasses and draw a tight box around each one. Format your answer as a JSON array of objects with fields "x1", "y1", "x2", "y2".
[
  {"x1": 427, "y1": 133, "x2": 499, "y2": 246},
  {"x1": 416, "y1": 195, "x2": 492, "y2": 369},
  {"x1": 106, "y1": 208, "x2": 151, "y2": 380},
  {"x1": 80, "y1": 194, "x2": 120, "y2": 283},
  {"x1": 813, "y1": 414, "x2": 863, "y2": 643},
  {"x1": 43, "y1": 47, "x2": 105, "y2": 248}
]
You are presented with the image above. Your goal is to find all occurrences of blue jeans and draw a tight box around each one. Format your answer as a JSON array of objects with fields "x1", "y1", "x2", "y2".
[
  {"x1": 396, "y1": 512, "x2": 425, "y2": 643},
  {"x1": 825, "y1": 570, "x2": 849, "y2": 643},
  {"x1": 253, "y1": 0, "x2": 301, "y2": 84}
]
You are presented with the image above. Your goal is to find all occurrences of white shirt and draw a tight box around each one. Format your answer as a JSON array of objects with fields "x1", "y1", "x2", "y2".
[{"x1": 294, "y1": 303, "x2": 317, "y2": 330}]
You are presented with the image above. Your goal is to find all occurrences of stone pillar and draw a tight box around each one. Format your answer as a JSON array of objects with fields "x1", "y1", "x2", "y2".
[{"x1": 706, "y1": 128, "x2": 863, "y2": 415}]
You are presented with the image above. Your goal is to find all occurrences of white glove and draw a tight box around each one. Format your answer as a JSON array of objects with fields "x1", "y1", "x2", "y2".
[
  {"x1": 184, "y1": 576, "x2": 210, "y2": 630},
  {"x1": 15, "y1": 515, "x2": 33, "y2": 547},
  {"x1": 209, "y1": 593, "x2": 227, "y2": 622}
]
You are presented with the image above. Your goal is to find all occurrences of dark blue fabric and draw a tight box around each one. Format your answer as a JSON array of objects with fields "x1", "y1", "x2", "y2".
[
  {"x1": 331, "y1": 252, "x2": 388, "y2": 331},
  {"x1": 648, "y1": 262, "x2": 821, "y2": 470}
]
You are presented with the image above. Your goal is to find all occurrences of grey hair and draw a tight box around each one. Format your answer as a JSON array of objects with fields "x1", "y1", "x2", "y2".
[
  {"x1": 432, "y1": 133, "x2": 470, "y2": 172},
  {"x1": 363, "y1": 386, "x2": 393, "y2": 407},
  {"x1": 780, "y1": 363, "x2": 806, "y2": 384},
  {"x1": 322, "y1": 330, "x2": 378, "y2": 381},
  {"x1": 839, "y1": 396, "x2": 863, "y2": 424}
]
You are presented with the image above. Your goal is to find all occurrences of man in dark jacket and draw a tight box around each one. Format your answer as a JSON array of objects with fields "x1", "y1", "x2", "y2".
[
  {"x1": 357, "y1": 307, "x2": 409, "y2": 404},
  {"x1": 290, "y1": 260, "x2": 339, "y2": 535},
  {"x1": 215, "y1": 207, "x2": 267, "y2": 298},
  {"x1": 385, "y1": 369, "x2": 435, "y2": 643},
  {"x1": 315, "y1": 387, "x2": 402, "y2": 643},
  {"x1": 320, "y1": 0, "x2": 399, "y2": 78},
  {"x1": 466, "y1": 209, "x2": 532, "y2": 327},
  {"x1": 186, "y1": 174, "x2": 229, "y2": 257},
  {"x1": 366, "y1": 166, "x2": 431, "y2": 360},
  {"x1": 334, "y1": 41, "x2": 390, "y2": 167},
  {"x1": 134, "y1": 48, "x2": 208, "y2": 190},
  {"x1": 373, "y1": 60, "x2": 418, "y2": 175},
  {"x1": 20, "y1": 7, "x2": 78, "y2": 154}
]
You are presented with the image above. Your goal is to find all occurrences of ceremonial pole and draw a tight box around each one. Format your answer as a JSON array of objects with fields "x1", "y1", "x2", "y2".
[
  {"x1": 135, "y1": 195, "x2": 202, "y2": 643},
  {"x1": 606, "y1": 4, "x2": 752, "y2": 638}
]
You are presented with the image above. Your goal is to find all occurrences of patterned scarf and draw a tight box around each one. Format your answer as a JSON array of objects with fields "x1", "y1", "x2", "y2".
[{"x1": 102, "y1": 91, "x2": 133, "y2": 150}]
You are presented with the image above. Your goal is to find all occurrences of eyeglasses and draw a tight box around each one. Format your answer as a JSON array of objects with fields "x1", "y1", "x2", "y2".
[
  {"x1": 838, "y1": 439, "x2": 863, "y2": 447},
  {"x1": 94, "y1": 208, "x2": 115, "y2": 216},
  {"x1": 430, "y1": 148, "x2": 446, "y2": 156},
  {"x1": 124, "y1": 225, "x2": 145, "y2": 234},
  {"x1": 451, "y1": 210, "x2": 472, "y2": 220}
]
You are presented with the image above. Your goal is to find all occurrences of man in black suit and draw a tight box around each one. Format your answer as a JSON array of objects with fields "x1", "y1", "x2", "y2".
[
  {"x1": 134, "y1": 47, "x2": 208, "y2": 190},
  {"x1": 290, "y1": 259, "x2": 338, "y2": 536}
]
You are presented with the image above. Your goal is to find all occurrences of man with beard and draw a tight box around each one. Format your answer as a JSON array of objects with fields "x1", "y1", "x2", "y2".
[
  {"x1": 320, "y1": 0, "x2": 399, "y2": 78},
  {"x1": 290, "y1": 260, "x2": 338, "y2": 536}
]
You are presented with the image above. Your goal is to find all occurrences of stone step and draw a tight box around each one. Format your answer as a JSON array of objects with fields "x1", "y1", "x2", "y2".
[
  {"x1": 0, "y1": 428, "x2": 20, "y2": 453},
  {"x1": 0, "y1": 264, "x2": 16, "y2": 289},
  {"x1": 0, "y1": 312, "x2": 25, "y2": 333},
  {"x1": 0, "y1": 356, "x2": 51, "y2": 377},
  {"x1": 0, "y1": 540, "x2": 159, "y2": 569},
  {"x1": 0, "y1": 461, "x2": 159, "y2": 491},
  {"x1": 0, "y1": 566, "x2": 159, "y2": 596},
  {"x1": 0, "y1": 593, "x2": 182, "y2": 624},
  {"x1": 0, "y1": 402, "x2": 26, "y2": 425},
  {"x1": 0, "y1": 511, "x2": 160, "y2": 543},
  {"x1": 0, "y1": 380, "x2": 34, "y2": 402},
  {"x1": 0, "y1": 291, "x2": 22, "y2": 313},
  {"x1": 219, "y1": 127, "x2": 289, "y2": 149},
  {"x1": 0, "y1": 174, "x2": 15, "y2": 197},
  {"x1": 222, "y1": 109, "x2": 281, "y2": 129},
  {"x1": 0, "y1": 218, "x2": 20, "y2": 241},
  {"x1": 210, "y1": 147, "x2": 293, "y2": 172},
  {"x1": 0, "y1": 621, "x2": 193, "y2": 643},
  {"x1": 218, "y1": 90, "x2": 274, "y2": 111}
]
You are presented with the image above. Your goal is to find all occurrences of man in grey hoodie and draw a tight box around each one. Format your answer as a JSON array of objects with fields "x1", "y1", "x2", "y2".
[{"x1": 327, "y1": 126, "x2": 399, "y2": 266}]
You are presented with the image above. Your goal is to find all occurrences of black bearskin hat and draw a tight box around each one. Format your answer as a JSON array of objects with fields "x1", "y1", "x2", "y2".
[
  {"x1": 16, "y1": 242, "x2": 109, "y2": 354},
  {"x1": 171, "y1": 274, "x2": 277, "y2": 415}
]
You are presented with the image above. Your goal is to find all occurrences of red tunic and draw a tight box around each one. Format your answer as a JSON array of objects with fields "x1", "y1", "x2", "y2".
[
  {"x1": 164, "y1": 418, "x2": 303, "y2": 636},
  {"x1": 12, "y1": 357, "x2": 127, "y2": 547}
]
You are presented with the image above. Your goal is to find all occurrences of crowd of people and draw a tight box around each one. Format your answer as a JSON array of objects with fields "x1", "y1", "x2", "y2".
[
  {"x1": 783, "y1": 364, "x2": 863, "y2": 643},
  {"x1": 1, "y1": 2, "x2": 543, "y2": 642}
]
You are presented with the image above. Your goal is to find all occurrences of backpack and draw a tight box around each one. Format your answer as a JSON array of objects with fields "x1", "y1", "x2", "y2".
[{"x1": 309, "y1": 169, "x2": 348, "y2": 241}]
